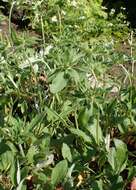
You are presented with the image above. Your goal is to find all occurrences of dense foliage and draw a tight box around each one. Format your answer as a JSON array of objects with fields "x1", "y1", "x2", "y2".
[{"x1": 0, "y1": 0, "x2": 136, "y2": 189}]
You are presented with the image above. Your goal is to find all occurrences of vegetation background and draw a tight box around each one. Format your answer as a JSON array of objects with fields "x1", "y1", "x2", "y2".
[{"x1": 0, "y1": 0, "x2": 136, "y2": 189}]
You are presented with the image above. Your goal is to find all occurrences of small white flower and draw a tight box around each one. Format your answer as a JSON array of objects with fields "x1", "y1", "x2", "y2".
[
  {"x1": 71, "y1": 0, "x2": 77, "y2": 7},
  {"x1": 69, "y1": 25, "x2": 73, "y2": 28},
  {"x1": 110, "y1": 8, "x2": 115, "y2": 15},
  {"x1": 111, "y1": 86, "x2": 119, "y2": 93},
  {"x1": 44, "y1": 45, "x2": 53, "y2": 55},
  {"x1": 105, "y1": 134, "x2": 110, "y2": 151},
  {"x1": 121, "y1": 7, "x2": 126, "y2": 10},
  {"x1": 51, "y1": 15, "x2": 58, "y2": 22},
  {"x1": 86, "y1": 73, "x2": 91, "y2": 78},
  {"x1": 61, "y1": 10, "x2": 66, "y2": 15},
  {"x1": 79, "y1": 16, "x2": 86, "y2": 20},
  {"x1": 74, "y1": 25, "x2": 79, "y2": 28},
  {"x1": 108, "y1": 23, "x2": 113, "y2": 27},
  {"x1": 39, "y1": 45, "x2": 53, "y2": 56}
]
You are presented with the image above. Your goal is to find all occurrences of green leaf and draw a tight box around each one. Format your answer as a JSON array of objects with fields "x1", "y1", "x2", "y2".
[
  {"x1": 9, "y1": 161, "x2": 17, "y2": 186},
  {"x1": 68, "y1": 69, "x2": 80, "y2": 84},
  {"x1": 108, "y1": 139, "x2": 127, "y2": 173},
  {"x1": 51, "y1": 160, "x2": 68, "y2": 186},
  {"x1": 62, "y1": 143, "x2": 72, "y2": 162},
  {"x1": 69, "y1": 128, "x2": 91, "y2": 143},
  {"x1": 0, "y1": 150, "x2": 14, "y2": 171},
  {"x1": 50, "y1": 71, "x2": 67, "y2": 93},
  {"x1": 16, "y1": 179, "x2": 25, "y2": 190},
  {"x1": 0, "y1": 141, "x2": 11, "y2": 154},
  {"x1": 88, "y1": 118, "x2": 103, "y2": 144},
  {"x1": 36, "y1": 172, "x2": 47, "y2": 183},
  {"x1": 114, "y1": 138, "x2": 128, "y2": 172},
  {"x1": 92, "y1": 179, "x2": 103, "y2": 190},
  {"x1": 26, "y1": 146, "x2": 38, "y2": 164},
  {"x1": 26, "y1": 113, "x2": 45, "y2": 132},
  {"x1": 128, "y1": 166, "x2": 136, "y2": 180},
  {"x1": 78, "y1": 108, "x2": 90, "y2": 127},
  {"x1": 107, "y1": 147, "x2": 116, "y2": 171}
]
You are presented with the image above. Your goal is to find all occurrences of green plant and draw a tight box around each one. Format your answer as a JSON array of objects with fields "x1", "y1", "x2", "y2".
[{"x1": 0, "y1": 0, "x2": 136, "y2": 189}]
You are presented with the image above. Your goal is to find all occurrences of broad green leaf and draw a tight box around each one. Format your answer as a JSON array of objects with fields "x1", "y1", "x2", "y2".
[
  {"x1": 0, "y1": 150, "x2": 14, "y2": 171},
  {"x1": 62, "y1": 143, "x2": 72, "y2": 162},
  {"x1": 9, "y1": 161, "x2": 17, "y2": 186},
  {"x1": 114, "y1": 138, "x2": 128, "y2": 172},
  {"x1": 51, "y1": 160, "x2": 68, "y2": 186},
  {"x1": 108, "y1": 139, "x2": 127, "y2": 173},
  {"x1": 50, "y1": 71, "x2": 67, "y2": 93},
  {"x1": 107, "y1": 147, "x2": 116, "y2": 171},
  {"x1": 70, "y1": 128, "x2": 91, "y2": 143},
  {"x1": 0, "y1": 141, "x2": 14, "y2": 175},
  {"x1": 88, "y1": 118, "x2": 103, "y2": 144},
  {"x1": 78, "y1": 108, "x2": 90, "y2": 127}
]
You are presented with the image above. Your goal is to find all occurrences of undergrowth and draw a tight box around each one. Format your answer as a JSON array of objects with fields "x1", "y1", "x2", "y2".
[{"x1": 0, "y1": 0, "x2": 136, "y2": 190}]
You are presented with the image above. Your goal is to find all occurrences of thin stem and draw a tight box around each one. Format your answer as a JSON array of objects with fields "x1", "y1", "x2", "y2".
[
  {"x1": 129, "y1": 31, "x2": 135, "y2": 79},
  {"x1": 18, "y1": 144, "x2": 25, "y2": 158},
  {"x1": 41, "y1": 16, "x2": 46, "y2": 51},
  {"x1": 75, "y1": 111, "x2": 79, "y2": 129},
  {"x1": 119, "y1": 64, "x2": 132, "y2": 87},
  {"x1": 58, "y1": 8, "x2": 62, "y2": 34},
  {"x1": 9, "y1": 1, "x2": 15, "y2": 46}
]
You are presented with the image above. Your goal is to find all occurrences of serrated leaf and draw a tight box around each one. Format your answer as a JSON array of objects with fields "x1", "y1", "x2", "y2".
[
  {"x1": 51, "y1": 160, "x2": 68, "y2": 186},
  {"x1": 62, "y1": 143, "x2": 72, "y2": 162},
  {"x1": 50, "y1": 71, "x2": 67, "y2": 93}
]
